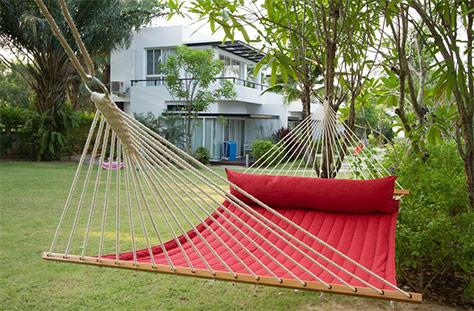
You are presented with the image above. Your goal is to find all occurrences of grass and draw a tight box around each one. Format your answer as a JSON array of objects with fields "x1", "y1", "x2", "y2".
[{"x1": 0, "y1": 161, "x2": 464, "y2": 311}]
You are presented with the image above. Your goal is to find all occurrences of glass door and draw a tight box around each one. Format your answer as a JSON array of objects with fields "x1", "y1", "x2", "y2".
[{"x1": 227, "y1": 119, "x2": 245, "y2": 157}]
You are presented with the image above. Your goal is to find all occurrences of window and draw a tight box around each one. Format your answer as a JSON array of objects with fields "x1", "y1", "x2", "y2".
[
  {"x1": 146, "y1": 48, "x2": 174, "y2": 76},
  {"x1": 219, "y1": 55, "x2": 245, "y2": 84}
]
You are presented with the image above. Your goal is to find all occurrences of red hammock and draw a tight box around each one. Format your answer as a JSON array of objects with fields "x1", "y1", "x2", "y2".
[{"x1": 103, "y1": 171, "x2": 399, "y2": 290}]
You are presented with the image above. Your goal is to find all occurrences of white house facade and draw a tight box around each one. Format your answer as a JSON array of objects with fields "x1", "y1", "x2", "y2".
[{"x1": 110, "y1": 25, "x2": 304, "y2": 160}]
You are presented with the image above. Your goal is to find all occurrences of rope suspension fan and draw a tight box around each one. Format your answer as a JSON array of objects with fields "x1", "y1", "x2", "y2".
[{"x1": 36, "y1": 0, "x2": 421, "y2": 303}]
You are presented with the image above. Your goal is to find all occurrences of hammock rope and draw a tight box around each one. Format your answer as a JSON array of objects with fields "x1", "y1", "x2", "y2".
[{"x1": 34, "y1": 0, "x2": 421, "y2": 303}]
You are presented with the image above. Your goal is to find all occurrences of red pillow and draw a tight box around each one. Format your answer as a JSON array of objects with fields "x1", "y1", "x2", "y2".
[{"x1": 225, "y1": 169, "x2": 398, "y2": 214}]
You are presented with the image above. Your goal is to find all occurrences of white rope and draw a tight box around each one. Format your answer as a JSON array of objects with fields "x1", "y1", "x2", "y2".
[
  {"x1": 130, "y1": 152, "x2": 218, "y2": 276},
  {"x1": 128, "y1": 153, "x2": 174, "y2": 269},
  {"x1": 81, "y1": 125, "x2": 111, "y2": 259},
  {"x1": 246, "y1": 113, "x2": 314, "y2": 174},
  {"x1": 127, "y1": 153, "x2": 175, "y2": 270},
  {"x1": 330, "y1": 108, "x2": 404, "y2": 188},
  {"x1": 133, "y1": 146, "x2": 262, "y2": 280},
  {"x1": 57, "y1": 0, "x2": 95, "y2": 77},
  {"x1": 48, "y1": 111, "x2": 99, "y2": 256},
  {"x1": 263, "y1": 117, "x2": 314, "y2": 174},
  {"x1": 138, "y1": 157, "x2": 216, "y2": 275},
  {"x1": 303, "y1": 111, "x2": 325, "y2": 177},
  {"x1": 123, "y1": 144, "x2": 137, "y2": 266},
  {"x1": 292, "y1": 113, "x2": 323, "y2": 176},
  {"x1": 324, "y1": 114, "x2": 355, "y2": 179},
  {"x1": 129, "y1": 150, "x2": 194, "y2": 272},
  {"x1": 115, "y1": 139, "x2": 122, "y2": 264},
  {"x1": 308, "y1": 116, "x2": 325, "y2": 178},
  {"x1": 324, "y1": 105, "x2": 339, "y2": 178},
  {"x1": 126, "y1": 123, "x2": 310, "y2": 285},
  {"x1": 64, "y1": 117, "x2": 106, "y2": 257},
  {"x1": 33, "y1": 0, "x2": 92, "y2": 81},
  {"x1": 132, "y1": 151, "x2": 239, "y2": 277},
  {"x1": 326, "y1": 111, "x2": 377, "y2": 180},
  {"x1": 126, "y1": 152, "x2": 157, "y2": 268},
  {"x1": 98, "y1": 132, "x2": 116, "y2": 260},
  {"x1": 132, "y1": 138, "x2": 279, "y2": 281},
  {"x1": 273, "y1": 111, "x2": 320, "y2": 175}
]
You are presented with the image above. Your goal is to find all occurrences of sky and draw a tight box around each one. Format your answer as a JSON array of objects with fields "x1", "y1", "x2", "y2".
[{"x1": 148, "y1": 6, "x2": 259, "y2": 43}]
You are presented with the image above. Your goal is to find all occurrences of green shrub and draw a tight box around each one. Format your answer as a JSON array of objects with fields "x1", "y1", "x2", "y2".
[
  {"x1": 251, "y1": 139, "x2": 285, "y2": 165},
  {"x1": 134, "y1": 111, "x2": 161, "y2": 133},
  {"x1": 134, "y1": 111, "x2": 184, "y2": 147},
  {"x1": 69, "y1": 111, "x2": 96, "y2": 154},
  {"x1": 23, "y1": 106, "x2": 79, "y2": 161},
  {"x1": 193, "y1": 146, "x2": 210, "y2": 165},
  {"x1": 385, "y1": 141, "x2": 474, "y2": 306},
  {"x1": 0, "y1": 103, "x2": 27, "y2": 157}
]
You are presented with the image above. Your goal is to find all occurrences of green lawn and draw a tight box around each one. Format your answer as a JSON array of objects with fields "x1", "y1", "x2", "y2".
[{"x1": 0, "y1": 161, "x2": 460, "y2": 311}]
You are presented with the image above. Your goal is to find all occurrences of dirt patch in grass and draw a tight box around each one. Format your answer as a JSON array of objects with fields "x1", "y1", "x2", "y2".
[{"x1": 302, "y1": 293, "x2": 470, "y2": 311}]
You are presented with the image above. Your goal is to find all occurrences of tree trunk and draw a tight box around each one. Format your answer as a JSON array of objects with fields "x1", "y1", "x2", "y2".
[
  {"x1": 456, "y1": 112, "x2": 474, "y2": 210},
  {"x1": 300, "y1": 84, "x2": 311, "y2": 120},
  {"x1": 185, "y1": 111, "x2": 193, "y2": 154},
  {"x1": 102, "y1": 57, "x2": 111, "y2": 91},
  {"x1": 68, "y1": 78, "x2": 81, "y2": 111},
  {"x1": 320, "y1": 38, "x2": 337, "y2": 178},
  {"x1": 464, "y1": 142, "x2": 474, "y2": 209}
]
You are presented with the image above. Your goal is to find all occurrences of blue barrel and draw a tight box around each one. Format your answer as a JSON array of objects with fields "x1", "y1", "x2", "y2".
[{"x1": 228, "y1": 141, "x2": 237, "y2": 161}]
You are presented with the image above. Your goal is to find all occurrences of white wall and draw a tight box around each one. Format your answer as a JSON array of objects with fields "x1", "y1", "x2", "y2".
[
  {"x1": 111, "y1": 26, "x2": 185, "y2": 85},
  {"x1": 111, "y1": 25, "x2": 292, "y2": 147},
  {"x1": 129, "y1": 85, "x2": 169, "y2": 116}
]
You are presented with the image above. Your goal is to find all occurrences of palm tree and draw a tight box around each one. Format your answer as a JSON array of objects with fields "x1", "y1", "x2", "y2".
[{"x1": 0, "y1": 0, "x2": 163, "y2": 159}]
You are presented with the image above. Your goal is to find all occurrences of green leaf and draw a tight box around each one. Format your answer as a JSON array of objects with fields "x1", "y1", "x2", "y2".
[{"x1": 270, "y1": 61, "x2": 277, "y2": 86}]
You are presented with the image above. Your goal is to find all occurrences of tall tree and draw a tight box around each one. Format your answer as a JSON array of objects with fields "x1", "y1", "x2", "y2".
[
  {"x1": 383, "y1": 0, "x2": 474, "y2": 208},
  {"x1": 0, "y1": 0, "x2": 162, "y2": 159},
  {"x1": 182, "y1": 0, "x2": 384, "y2": 177},
  {"x1": 160, "y1": 46, "x2": 236, "y2": 153}
]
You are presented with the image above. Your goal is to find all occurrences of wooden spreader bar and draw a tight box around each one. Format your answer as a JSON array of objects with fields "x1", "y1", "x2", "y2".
[
  {"x1": 42, "y1": 253, "x2": 422, "y2": 303},
  {"x1": 394, "y1": 189, "x2": 410, "y2": 195}
]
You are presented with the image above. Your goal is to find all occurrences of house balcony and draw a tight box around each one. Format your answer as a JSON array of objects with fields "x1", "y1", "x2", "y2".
[{"x1": 129, "y1": 76, "x2": 283, "y2": 106}]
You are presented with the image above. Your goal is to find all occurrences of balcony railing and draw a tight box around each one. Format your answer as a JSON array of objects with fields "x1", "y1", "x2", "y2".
[{"x1": 130, "y1": 76, "x2": 269, "y2": 91}]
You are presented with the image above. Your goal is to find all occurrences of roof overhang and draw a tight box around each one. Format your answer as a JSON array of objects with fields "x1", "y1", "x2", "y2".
[
  {"x1": 164, "y1": 108, "x2": 279, "y2": 120},
  {"x1": 185, "y1": 40, "x2": 265, "y2": 63}
]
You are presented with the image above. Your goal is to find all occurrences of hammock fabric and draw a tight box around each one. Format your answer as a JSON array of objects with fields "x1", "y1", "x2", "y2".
[
  {"x1": 103, "y1": 171, "x2": 398, "y2": 289},
  {"x1": 103, "y1": 200, "x2": 398, "y2": 289}
]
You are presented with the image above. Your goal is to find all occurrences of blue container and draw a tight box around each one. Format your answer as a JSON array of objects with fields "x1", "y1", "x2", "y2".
[
  {"x1": 228, "y1": 141, "x2": 237, "y2": 161},
  {"x1": 222, "y1": 141, "x2": 237, "y2": 161}
]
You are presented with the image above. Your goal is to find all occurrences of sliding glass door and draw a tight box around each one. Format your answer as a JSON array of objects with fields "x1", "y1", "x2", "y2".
[
  {"x1": 225, "y1": 119, "x2": 245, "y2": 157},
  {"x1": 190, "y1": 117, "x2": 246, "y2": 159}
]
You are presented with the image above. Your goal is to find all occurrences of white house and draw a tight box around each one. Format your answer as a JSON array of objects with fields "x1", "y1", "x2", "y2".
[{"x1": 110, "y1": 25, "x2": 303, "y2": 160}]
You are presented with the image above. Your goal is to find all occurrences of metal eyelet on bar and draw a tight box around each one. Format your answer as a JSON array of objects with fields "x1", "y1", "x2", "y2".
[{"x1": 83, "y1": 75, "x2": 109, "y2": 96}]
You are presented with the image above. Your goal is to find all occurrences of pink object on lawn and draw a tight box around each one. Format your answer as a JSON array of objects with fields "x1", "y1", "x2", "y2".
[{"x1": 102, "y1": 158, "x2": 124, "y2": 170}]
